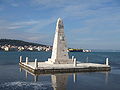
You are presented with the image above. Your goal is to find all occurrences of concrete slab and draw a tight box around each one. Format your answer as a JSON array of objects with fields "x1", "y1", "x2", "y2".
[{"x1": 19, "y1": 62, "x2": 111, "y2": 74}]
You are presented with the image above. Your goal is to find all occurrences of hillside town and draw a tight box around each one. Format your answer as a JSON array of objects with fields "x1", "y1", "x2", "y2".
[
  {"x1": 0, "y1": 44, "x2": 52, "y2": 51},
  {"x1": 0, "y1": 44, "x2": 91, "y2": 52}
]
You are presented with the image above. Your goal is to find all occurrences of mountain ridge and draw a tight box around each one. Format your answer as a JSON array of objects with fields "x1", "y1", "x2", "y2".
[{"x1": 0, "y1": 39, "x2": 47, "y2": 46}]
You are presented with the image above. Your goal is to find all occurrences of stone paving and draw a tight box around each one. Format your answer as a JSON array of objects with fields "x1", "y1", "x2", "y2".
[{"x1": 21, "y1": 62, "x2": 110, "y2": 70}]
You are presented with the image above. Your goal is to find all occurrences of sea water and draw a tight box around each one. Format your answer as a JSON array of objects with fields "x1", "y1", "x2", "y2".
[{"x1": 0, "y1": 51, "x2": 120, "y2": 90}]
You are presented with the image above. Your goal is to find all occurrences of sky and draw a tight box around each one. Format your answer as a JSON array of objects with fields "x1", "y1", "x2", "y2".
[{"x1": 0, "y1": 0, "x2": 120, "y2": 50}]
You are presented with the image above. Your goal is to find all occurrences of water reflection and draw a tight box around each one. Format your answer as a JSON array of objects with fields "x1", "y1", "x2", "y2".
[
  {"x1": 19, "y1": 67, "x2": 69, "y2": 90},
  {"x1": 73, "y1": 73, "x2": 77, "y2": 83},
  {"x1": 104, "y1": 72, "x2": 108, "y2": 84},
  {"x1": 19, "y1": 67, "x2": 110, "y2": 90},
  {"x1": 51, "y1": 74, "x2": 68, "y2": 90},
  {"x1": 19, "y1": 67, "x2": 22, "y2": 72},
  {"x1": 25, "y1": 70, "x2": 28, "y2": 79},
  {"x1": 105, "y1": 72, "x2": 108, "y2": 84},
  {"x1": 34, "y1": 75, "x2": 38, "y2": 82}
]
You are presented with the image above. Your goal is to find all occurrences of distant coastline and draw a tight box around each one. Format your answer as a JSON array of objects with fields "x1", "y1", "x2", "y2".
[
  {"x1": 0, "y1": 39, "x2": 52, "y2": 52},
  {"x1": 1, "y1": 39, "x2": 119, "y2": 52}
]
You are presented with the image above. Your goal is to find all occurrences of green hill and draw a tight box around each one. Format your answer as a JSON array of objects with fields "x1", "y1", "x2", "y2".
[{"x1": 0, "y1": 39, "x2": 46, "y2": 46}]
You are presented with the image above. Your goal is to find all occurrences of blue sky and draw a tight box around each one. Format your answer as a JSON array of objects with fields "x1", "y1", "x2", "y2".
[{"x1": 0, "y1": 0, "x2": 120, "y2": 49}]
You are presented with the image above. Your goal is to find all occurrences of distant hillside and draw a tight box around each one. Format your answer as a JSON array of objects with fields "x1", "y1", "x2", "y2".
[{"x1": 0, "y1": 39, "x2": 46, "y2": 46}]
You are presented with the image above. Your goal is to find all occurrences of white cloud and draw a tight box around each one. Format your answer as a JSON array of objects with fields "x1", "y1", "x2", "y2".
[
  {"x1": 0, "y1": 18, "x2": 57, "y2": 32},
  {"x1": 11, "y1": 3, "x2": 19, "y2": 7},
  {"x1": 0, "y1": 20, "x2": 43, "y2": 30},
  {"x1": 31, "y1": 0, "x2": 112, "y2": 8},
  {"x1": 27, "y1": 17, "x2": 56, "y2": 32}
]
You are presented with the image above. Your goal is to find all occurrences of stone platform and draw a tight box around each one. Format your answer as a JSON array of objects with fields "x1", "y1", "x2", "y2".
[{"x1": 19, "y1": 61, "x2": 111, "y2": 75}]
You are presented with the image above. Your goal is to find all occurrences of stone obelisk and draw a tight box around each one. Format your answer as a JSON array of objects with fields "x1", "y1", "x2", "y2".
[{"x1": 47, "y1": 18, "x2": 73, "y2": 64}]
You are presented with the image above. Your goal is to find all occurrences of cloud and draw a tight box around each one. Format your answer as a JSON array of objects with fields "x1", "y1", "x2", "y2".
[
  {"x1": 31, "y1": 0, "x2": 75, "y2": 8},
  {"x1": 10, "y1": 3, "x2": 19, "y2": 7},
  {"x1": 0, "y1": 18, "x2": 57, "y2": 32},
  {"x1": 65, "y1": 3, "x2": 120, "y2": 35},
  {"x1": 0, "y1": 19, "x2": 55, "y2": 45},
  {"x1": 31, "y1": 0, "x2": 113, "y2": 8},
  {"x1": 27, "y1": 17, "x2": 56, "y2": 32},
  {"x1": 0, "y1": 31, "x2": 52, "y2": 45},
  {"x1": 0, "y1": 20, "x2": 40, "y2": 31}
]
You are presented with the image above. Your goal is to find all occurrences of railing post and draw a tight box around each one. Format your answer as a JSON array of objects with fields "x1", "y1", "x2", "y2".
[
  {"x1": 35, "y1": 59, "x2": 38, "y2": 69},
  {"x1": 72, "y1": 56, "x2": 74, "y2": 61},
  {"x1": 26, "y1": 57, "x2": 28, "y2": 64},
  {"x1": 20, "y1": 56, "x2": 22, "y2": 63},
  {"x1": 74, "y1": 58, "x2": 77, "y2": 67},
  {"x1": 106, "y1": 58, "x2": 109, "y2": 65}
]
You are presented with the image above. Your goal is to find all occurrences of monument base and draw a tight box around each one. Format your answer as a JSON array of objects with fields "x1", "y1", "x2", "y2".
[
  {"x1": 45, "y1": 58, "x2": 74, "y2": 64},
  {"x1": 19, "y1": 62, "x2": 111, "y2": 75}
]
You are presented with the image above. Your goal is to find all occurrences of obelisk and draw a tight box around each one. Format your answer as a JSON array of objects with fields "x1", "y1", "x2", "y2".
[{"x1": 47, "y1": 18, "x2": 73, "y2": 64}]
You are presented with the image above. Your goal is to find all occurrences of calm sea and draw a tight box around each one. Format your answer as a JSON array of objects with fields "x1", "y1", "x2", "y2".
[{"x1": 0, "y1": 51, "x2": 120, "y2": 90}]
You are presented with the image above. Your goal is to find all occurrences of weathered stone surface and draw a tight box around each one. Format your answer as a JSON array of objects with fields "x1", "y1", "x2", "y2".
[{"x1": 46, "y1": 18, "x2": 73, "y2": 64}]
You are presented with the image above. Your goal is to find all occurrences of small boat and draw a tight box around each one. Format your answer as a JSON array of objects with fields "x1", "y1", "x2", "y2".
[{"x1": 68, "y1": 49, "x2": 83, "y2": 52}]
